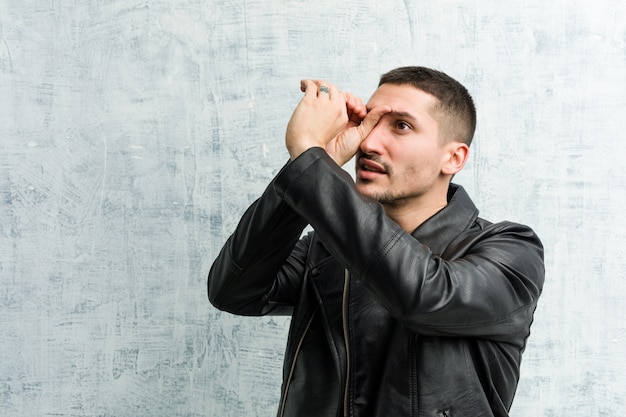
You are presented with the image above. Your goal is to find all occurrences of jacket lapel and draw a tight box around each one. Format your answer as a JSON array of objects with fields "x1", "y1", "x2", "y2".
[{"x1": 411, "y1": 184, "x2": 479, "y2": 256}]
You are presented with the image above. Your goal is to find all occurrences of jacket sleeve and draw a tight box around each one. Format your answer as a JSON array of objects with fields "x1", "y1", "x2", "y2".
[
  {"x1": 273, "y1": 148, "x2": 545, "y2": 342},
  {"x1": 207, "y1": 162, "x2": 310, "y2": 316}
]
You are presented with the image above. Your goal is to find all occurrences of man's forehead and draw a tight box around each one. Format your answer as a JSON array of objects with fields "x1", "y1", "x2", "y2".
[{"x1": 366, "y1": 84, "x2": 438, "y2": 113}]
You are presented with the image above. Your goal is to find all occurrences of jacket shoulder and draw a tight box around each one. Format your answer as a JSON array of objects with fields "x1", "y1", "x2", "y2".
[
  {"x1": 474, "y1": 217, "x2": 543, "y2": 247},
  {"x1": 448, "y1": 217, "x2": 545, "y2": 288}
]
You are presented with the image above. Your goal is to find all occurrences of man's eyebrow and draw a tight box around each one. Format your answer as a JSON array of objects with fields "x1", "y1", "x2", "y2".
[
  {"x1": 367, "y1": 107, "x2": 418, "y2": 122},
  {"x1": 388, "y1": 110, "x2": 416, "y2": 120}
]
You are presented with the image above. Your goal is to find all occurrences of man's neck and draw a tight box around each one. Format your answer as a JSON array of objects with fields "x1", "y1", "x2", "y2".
[
  {"x1": 385, "y1": 201, "x2": 448, "y2": 233},
  {"x1": 383, "y1": 184, "x2": 450, "y2": 233}
]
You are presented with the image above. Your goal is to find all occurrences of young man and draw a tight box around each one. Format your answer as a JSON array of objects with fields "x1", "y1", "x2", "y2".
[{"x1": 208, "y1": 67, "x2": 544, "y2": 417}]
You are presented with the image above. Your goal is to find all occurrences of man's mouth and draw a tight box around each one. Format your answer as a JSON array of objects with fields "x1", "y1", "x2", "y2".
[
  {"x1": 358, "y1": 157, "x2": 387, "y2": 174},
  {"x1": 357, "y1": 157, "x2": 389, "y2": 181}
]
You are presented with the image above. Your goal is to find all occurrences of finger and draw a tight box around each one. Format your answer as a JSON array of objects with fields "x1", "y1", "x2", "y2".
[
  {"x1": 301, "y1": 79, "x2": 322, "y2": 98},
  {"x1": 316, "y1": 80, "x2": 334, "y2": 98},
  {"x1": 357, "y1": 105, "x2": 392, "y2": 138},
  {"x1": 344, "y1": 92, "x2": 367, "y2": 122},
  {"x1": 329, "y1": 83, "x2": 341, "y2": 99}
]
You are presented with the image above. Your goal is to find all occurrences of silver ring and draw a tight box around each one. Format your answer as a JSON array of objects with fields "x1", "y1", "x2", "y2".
[{"x1": 319, "y1": 86, "x2": 330, "y2": 94}]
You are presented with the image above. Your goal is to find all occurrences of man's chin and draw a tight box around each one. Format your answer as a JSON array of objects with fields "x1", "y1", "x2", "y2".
[{"x1": 356, "y1": 183, "x2": 382, "y2": 201}]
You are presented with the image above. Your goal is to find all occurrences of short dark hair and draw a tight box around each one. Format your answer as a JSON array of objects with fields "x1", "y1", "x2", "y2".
[{"x1": 379, "y1": 66, "x2": 476, "y2": 146}]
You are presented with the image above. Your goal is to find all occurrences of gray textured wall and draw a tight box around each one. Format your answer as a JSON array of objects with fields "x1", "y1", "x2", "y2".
[{"x1": 1, "y1": 1, "x2": 625, "y2": 416}]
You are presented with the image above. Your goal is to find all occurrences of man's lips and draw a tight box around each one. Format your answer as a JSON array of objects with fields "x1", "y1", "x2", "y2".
[{"x1": 357, "y1": 157, "x2": 387, "y2": 177}]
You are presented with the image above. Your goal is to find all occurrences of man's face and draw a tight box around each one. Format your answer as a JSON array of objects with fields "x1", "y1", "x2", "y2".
[{"x1": 355, "y1": 83, "x2": 451, "y2": 207}]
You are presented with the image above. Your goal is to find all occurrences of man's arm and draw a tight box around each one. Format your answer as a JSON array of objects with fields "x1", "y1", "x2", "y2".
[
  {"x1": 208, "y1": 80, "x2": 385, "y2": 316},
  {"x1": 207, "y1": 166, "x2": 310, "y2": 316}
]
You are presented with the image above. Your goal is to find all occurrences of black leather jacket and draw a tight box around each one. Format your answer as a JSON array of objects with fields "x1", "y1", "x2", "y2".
[{"x1": 208, "y1": 148, "x2": 544, "y2": 417}]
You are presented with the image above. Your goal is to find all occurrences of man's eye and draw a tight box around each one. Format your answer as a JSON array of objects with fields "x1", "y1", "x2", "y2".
[{"x1": 396, "y1": 121, "x2": 411, "y2": 130}]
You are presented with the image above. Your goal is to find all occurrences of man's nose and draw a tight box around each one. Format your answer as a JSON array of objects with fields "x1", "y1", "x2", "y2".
[{"x1": 359, "y1": 123, "x2": 385, "y2": 155}]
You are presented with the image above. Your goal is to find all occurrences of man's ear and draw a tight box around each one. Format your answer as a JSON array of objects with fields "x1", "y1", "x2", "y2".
[{"x1": 441, "y1": 142, "x2": 469, "y2": 176}]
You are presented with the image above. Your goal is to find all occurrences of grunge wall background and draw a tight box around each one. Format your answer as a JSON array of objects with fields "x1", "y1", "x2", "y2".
[{"x1": 1, "y1": 1, "x2": 625, "y2": 416}]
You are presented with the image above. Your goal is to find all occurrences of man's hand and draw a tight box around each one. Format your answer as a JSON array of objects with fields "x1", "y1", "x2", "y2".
[
  {"x1": 285, "y1": 80, "x2": 351, "y2": 161},
  {"x1": 285, "y1": 80, "x2": 390, "y2": 166},
  {"x1": 325, "y1": 97, "x2": 391, "y2": 166}
]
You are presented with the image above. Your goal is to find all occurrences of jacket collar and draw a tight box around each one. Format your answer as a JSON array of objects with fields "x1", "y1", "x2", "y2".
[{"x1": 411, "y1": 184, "x2": 479, "y2": 255}]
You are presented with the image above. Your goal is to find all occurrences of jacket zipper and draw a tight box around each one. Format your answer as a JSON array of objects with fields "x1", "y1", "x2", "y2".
[
  {"x1": 278, "y1": 307, "x2": 318, "y2": 417},
  {"x1": 342, "y1": 269, "x2": 351, "y2": 417}
]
